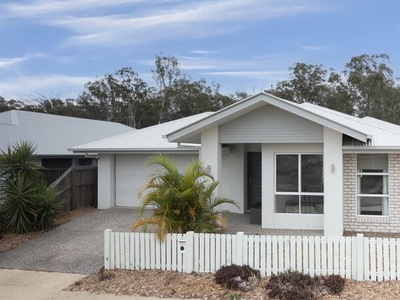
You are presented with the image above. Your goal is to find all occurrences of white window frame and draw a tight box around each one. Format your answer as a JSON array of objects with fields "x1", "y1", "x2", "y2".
[
  {"x1": 356, "y1": 154, "x2": 389, "y2": 216},
  {"x1": 274, "y1": 153, "x2": 324, "y2": 214}
]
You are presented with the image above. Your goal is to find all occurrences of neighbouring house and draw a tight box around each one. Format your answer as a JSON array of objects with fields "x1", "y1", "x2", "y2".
[
  {"x1": 0, "y1": 110, "x2": 134, "y2": 171},
  {"x1": 70, "y1": 93, "x2": 400, "y2": 236}
]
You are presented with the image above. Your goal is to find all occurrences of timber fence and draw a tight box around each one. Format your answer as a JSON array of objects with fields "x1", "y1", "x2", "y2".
[{"x1": 104, "y1": 230, "x2": 400, "y2": 281}]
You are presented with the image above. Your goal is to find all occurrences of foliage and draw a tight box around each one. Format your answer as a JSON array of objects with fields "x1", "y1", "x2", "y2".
[
  {"x1": 323, "y1": 274, "x2": 345, "y2": 294},
  {"x1": 131, "y1": 154, "x2": 239, "y2": 240},
  {"x1": 265, "y1": 270, "x2": 345, "y2": 300},
  {"x1": 215, "y1": 264, "x2": 261, "y2": 292},
  {"x1": 0, "y1": 141, "x2": 64, "y2": 233},
  {"x1": 267, "y1": 53, "x2": 400, "y2": 124},
  {"x1": 0, "y1": 141, "x2": 43, "y2": 182}
]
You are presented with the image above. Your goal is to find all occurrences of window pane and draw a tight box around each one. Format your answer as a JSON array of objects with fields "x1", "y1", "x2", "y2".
[
  {"x1": 357, "y1": 154, "x2": 388, "y2": 172},
  {"x1": 301, "y1": 155, "x2": 323, "y2": 192},
  {"x1": 301, "y1": 195, "x2": 324, "y2": 214},
  {"x1": 358, "y1": 197, "x2": 388, "y2": 216},
  {"x1": 359, "y1": 175, "x2": 388, "y2": 194},
  {"x1": 276, "y1": 155, "x2": 298, "y2": 192},
  {"x1": 275, "y1": 195, "x2": 299, "y2": 213}
]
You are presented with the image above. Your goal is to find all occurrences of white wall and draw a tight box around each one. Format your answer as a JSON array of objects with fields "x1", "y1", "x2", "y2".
[
  {"x1": 220, "y1": 144, "x2": 245, "y2": 213},
  {"x1": 323, "y1": 127, "x2": 343, "y2": 236},
  {"x1": 98, "y1": 154, "x2": 116, "y2": 209},
  {"x1": 262, "y1": 143, "x2": 324, "y2": 230},
  {"x1": 200, "y1": 127, "x2": 222, "y2": 196}
]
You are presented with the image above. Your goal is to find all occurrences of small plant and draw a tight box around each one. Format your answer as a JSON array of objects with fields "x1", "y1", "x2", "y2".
[
  {"x1": 323, "y1": 274, "x2": 345, "y2": 294},
  {"x1": 215, "y1": 264, "x2": 261, "y2": 292},
  {"x1": 228, "y1": 293, "x2": 242, "y2": 300},
  {"x1": 266, "y1": 270, "x2": 345, "y2": 300}
]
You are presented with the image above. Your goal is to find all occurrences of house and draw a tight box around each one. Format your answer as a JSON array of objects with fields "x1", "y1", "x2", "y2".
[
  {"x1": 0, "y1": 110, "x2": 134, "y2": 169},
  {"x1": 70, "y1": 93, "x2": 400, "y2": 236}
]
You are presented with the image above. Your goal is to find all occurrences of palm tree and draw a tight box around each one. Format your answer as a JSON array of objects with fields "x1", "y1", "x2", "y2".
[{"x1": 131, "y1": 154, "x2": 239, "y2": 241}]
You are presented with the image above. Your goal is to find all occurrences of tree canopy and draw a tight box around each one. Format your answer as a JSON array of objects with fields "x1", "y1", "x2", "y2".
[{"x1": 2, "y1": 53, "x2": 400, "y2": 127}]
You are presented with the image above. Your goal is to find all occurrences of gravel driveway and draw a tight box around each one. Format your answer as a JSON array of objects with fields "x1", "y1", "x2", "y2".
[{"x1": 0, "y1": 208, "x2": 322, "y2": 275}]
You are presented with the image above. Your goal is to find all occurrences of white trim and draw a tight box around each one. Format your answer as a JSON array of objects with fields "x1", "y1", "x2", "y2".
[
  {"x1": 166, "y1": 93, "x2": 369, "y2": 144},
  {"x1": 274, "y1": 153, "x2": 324, "y2": 215}
]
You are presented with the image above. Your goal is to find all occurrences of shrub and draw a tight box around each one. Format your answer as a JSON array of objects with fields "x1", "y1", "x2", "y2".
[
  {"x1": 131, "y1": 154, "x2": 239, "y2": 240},
  {"x1": 215, "y1": 264, "x2": 261, "y2": 292},
  {"x1": 266, "y1": 270, "x2": 345, "y2": 300},
  {"x1": 0, "y1": 141, "x2": 64, "y2": 233},
  {"x1": 323, "y1": 274, "x2": 345, "y2": 294}
]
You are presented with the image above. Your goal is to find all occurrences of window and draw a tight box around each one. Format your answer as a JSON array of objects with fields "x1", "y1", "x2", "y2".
[
  {"x1": 357, "y1": 154, "x2": 388, "y2": 216},
  {"x1": 275, "y1": 154, "x2": 323, "y2": 214}
]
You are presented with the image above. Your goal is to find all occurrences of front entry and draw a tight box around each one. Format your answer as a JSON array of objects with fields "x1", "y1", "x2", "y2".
[{"x1": 247, "y1": 152, "x2": 262, "y2": 210}]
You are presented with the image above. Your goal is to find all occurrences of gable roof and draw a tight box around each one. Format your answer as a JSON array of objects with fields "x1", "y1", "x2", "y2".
[
  {"x1": 69, "y1": 112, "x2": 214, "y2": 153},
  {"x1": 166, "y1": 93, "x2": 400, "y2": 149},
  {"x1": 0, "y1": 110, "x2": 134, "y2": 156}
]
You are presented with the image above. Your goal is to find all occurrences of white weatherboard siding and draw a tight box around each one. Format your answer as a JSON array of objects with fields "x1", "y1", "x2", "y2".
[
  {"x1": 323, "y1": 127, "x2": 343, "y2": 236},
  {"x1": 115, "y1": 154, "x2": 198, "y2": 207},
  {"x1": 262, "y1": 143, "x2": 324, "y2": 230},
  {"x1": 219, "y1": 104, "x2": 323, "y2": 143}
]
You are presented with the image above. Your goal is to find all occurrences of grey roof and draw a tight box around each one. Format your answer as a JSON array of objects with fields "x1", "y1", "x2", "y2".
[
  {"x1": 69, "y1": 112, "x2": 214, "y2": 153},
  {"x1": 166, "y1": 93, "x2": 400, "y2": 149},
  {"x1": 0, "y1": 110, "x2": 134, "y2": 156}
]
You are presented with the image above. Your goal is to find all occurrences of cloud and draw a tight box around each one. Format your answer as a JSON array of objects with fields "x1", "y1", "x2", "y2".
[
  {"x1": 2, "y1": 0, "x2": 326, "y2": 47},
  {"x1": 202, "y1": 71, "x2": 288, "y2": 81},
  {"x1": 0, "y1": 57, "x2": 27, "y2": 69},
  {"x1": 0, "y1": 53, "x2": 45, "y2": 69},
  {"x1": 0, "y1": 74, "x2": 93, "y2": 101}
]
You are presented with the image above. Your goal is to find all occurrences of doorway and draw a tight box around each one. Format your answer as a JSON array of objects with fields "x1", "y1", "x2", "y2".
[{"x1": 247, "y1": 152, "x2": 262, "y2": 210}]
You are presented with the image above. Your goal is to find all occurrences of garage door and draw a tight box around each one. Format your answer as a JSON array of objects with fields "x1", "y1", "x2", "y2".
[{"x1": 115, "y1": 154, "x2": 198, "y2": 207}]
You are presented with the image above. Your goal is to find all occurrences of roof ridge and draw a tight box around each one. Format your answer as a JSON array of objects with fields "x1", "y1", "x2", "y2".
[{"x1": 301, "y1": 103, "x2": 400, "y2": 136}]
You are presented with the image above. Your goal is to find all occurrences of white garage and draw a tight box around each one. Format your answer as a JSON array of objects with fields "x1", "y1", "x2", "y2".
[
  {"x1": 69, "y1": 113, "x2": 213, "y2": 209},
  {"x1": 115, "y1": 153, "x2": 199, "y2": 207}
]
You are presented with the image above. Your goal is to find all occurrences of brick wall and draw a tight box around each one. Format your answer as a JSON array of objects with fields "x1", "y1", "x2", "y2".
[{"x1": 343, "y1": 153, "x2": 400, "y2": 233}]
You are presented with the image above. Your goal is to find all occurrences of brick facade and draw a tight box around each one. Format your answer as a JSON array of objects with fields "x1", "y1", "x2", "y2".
[{"x1": 343, "y1": 153, "x2": 400, "y2": 233}]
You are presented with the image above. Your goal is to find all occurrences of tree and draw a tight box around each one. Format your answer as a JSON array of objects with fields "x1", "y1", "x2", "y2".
[
  {"x1": 343, "y1": 54, "x2": 400, "y2": 123},
  {"x1": 267, "y1": 63, "x2": 328, "y2": 105},
  {"x1": 114, "y1": 67, "x2": 148, "y2": 128},
  {"x1": 151, "y1": 54, "x2": 181, "y2": 124},
  {"x1": 131, "y1": 154, "x2": 239, "y2": 241}
]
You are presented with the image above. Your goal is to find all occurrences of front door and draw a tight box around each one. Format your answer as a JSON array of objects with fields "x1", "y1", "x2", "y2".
[{"x1": 247, "y1": 152, "x2": 262, "y2": 210}]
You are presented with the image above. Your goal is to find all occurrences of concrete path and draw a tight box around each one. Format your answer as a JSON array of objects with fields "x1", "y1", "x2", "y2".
[{"x1": 0, "y1": 269, "x2": 183, "y2": 300}]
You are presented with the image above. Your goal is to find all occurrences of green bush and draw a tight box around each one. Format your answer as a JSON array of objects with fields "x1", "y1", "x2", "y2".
[
  {"x1": 131, "y1": 154, "x2": 239, "y2": 240},
  {"x1": 0, "y1": 141, "x2": 64, "y2": 233},
  {"x1": 215, "y1": 264, "x2": 261, "y2": 292}
]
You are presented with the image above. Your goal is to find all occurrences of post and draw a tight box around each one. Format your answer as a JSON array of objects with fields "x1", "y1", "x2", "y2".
[
  {"x1": 236, "y1": 232, "x2": 244, "y2": 265},
  {"x1": 104, "y1": 229, "x2": 112, "y2": 270},
  {"x1": 185, "y1": 231, "x2": 194, "y2": 273},
  {"x1": 356, "y1": 234, "x2": 364, "y2": 281}
]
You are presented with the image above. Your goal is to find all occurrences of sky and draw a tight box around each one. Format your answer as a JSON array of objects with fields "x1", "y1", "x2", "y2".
[{"x1": 0, "y1": 0, "x2": 400, "y2": 102}]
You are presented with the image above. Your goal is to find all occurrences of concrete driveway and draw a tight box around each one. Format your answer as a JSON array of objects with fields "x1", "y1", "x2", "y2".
[
  {"x1": 0, "y1": 208, "x2": 140, "y2": 274},
  {"x1": 0, "y1": 207, "x2": 322, "y2": 275}
]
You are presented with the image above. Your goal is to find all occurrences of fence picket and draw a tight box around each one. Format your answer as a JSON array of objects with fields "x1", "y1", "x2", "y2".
[
  {"x1": 104, "y1": 230, "x2": 400, "y2": 282},
  {"x1": 390, "y1": 239, "x2": 396, "y2": 280}
]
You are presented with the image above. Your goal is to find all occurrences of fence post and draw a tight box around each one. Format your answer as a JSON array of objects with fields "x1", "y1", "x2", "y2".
[
  {"x1": 356, "y1": 233, "x2": 364, "y2": 281},
  {"x1": 236, "y1": 232, "x2": 244, "y2": 265},
  {"x1": 104, "y1": 229, "x2": 112, "y2": 270},
  {"x1": 185, "y1": 231, "x2": 194, "y2": 273}
]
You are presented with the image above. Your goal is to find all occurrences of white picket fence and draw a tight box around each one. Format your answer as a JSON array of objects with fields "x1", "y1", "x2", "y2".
[{"x1": 104, "y1": 230, "x2": 400, "y2": 281}]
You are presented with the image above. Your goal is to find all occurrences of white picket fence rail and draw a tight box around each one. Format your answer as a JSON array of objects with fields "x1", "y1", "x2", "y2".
[{"x1": 104, "y1": 230, "x2": 400, "y2": 281}]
